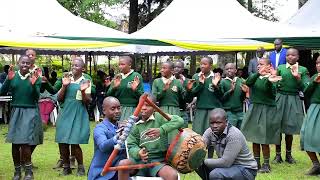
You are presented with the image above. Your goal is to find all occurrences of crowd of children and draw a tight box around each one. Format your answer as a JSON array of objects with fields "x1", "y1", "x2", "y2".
[{"x1": 2, "y1": 44, "x2": 320, "y2": 179}]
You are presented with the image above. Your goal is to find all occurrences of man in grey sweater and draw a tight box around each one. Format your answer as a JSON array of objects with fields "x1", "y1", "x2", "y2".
[{"x1": 196, "y1": 108, "x2": 257, "y2": 180}]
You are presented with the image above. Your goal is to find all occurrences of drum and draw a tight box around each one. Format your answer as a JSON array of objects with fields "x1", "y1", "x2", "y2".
[{"x1": 166, "y1": 128, "x2": 206, "y2": 174}]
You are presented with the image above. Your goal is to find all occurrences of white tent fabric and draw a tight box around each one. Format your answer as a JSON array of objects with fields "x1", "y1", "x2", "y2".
[
  {"x1": 286, "y1": 0, "x2": 320, "y2": 34},
  {"x1": 132, "y1": 0, "x2": 310, "y2": 41}
]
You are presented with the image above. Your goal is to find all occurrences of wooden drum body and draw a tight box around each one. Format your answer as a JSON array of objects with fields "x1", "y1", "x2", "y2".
[{"x1": 166, "y1": 128, "x2": 207, "y2": 174}]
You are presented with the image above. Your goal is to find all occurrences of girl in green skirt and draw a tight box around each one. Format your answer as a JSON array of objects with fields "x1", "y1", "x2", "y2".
[
  {"x1": 186, "y1": 56, "x2": 222, "y2": 135},
  {"x1": 300, "y1": 57, "x2": 320, "y2": 176},
  {"x1": 55, "y1": 58, "x2": 92, "y2": 176},
  {"x1": 1, "y1": 55, "x2": 43, "y2": 180},
  {"x1": 152, "y1": 61, "x2": 185, "y2": 142},
  {"x1": 106, "y1": 56, "x2": 144, "y2": 121},
  {"x1": 241, "y1": 58, "x2": 281, "y2": 173}
]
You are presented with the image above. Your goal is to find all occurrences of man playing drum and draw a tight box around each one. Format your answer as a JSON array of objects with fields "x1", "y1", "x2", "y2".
[
  {"x1": 196, "y1": 108, "x2": 258, "y2": 180},
  {"x1": 118, "y1": 94, "x2": 184, "y2": 180}
]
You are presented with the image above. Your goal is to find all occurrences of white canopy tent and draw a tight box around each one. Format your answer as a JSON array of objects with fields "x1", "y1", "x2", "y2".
[{"x1": 132, "y1": 0, "x2": 311, "y2": 50}]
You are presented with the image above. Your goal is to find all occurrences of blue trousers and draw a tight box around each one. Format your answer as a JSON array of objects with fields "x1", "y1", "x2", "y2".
[{"x1": 196, "y1": 163, "x2": 257, "y2": 180}]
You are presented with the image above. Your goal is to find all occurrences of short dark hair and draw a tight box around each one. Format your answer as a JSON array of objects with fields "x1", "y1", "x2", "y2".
[
  {"x1": 201, "y1": 56, "x2": 213, "y2": 65},
  {"x1": 210, "y1": 108, "x2": 227, "y2": 121}
]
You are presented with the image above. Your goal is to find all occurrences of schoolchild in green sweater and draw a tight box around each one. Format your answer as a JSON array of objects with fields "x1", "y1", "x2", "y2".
[
  {"x1": 220, "y1": 63, "x2": 248, "y2": 128},
  {"x1": 118, "y1": 94, "x2": 184, "y2": 180},
  {"x1": 273, "y1": 48, "x2": 310, "y2": 164},
  {"x1": 300, "y1": 57, "x2": 320, "y2": 176},
  {"x1": 107, "y1": 56, "x2": 144, "y2": 121},
  {"x1": 2, "y1": 55, "x2": 42, "y2": 180},
  {"x1": 241, "y1": 58, "x2": 282, "y2": 173},
  {"x1": 174, "y1": 60, "x2": 190, "y2": 128},
  {"x1": 186, "y1": 56, "x2": 222, "y2": 135}
]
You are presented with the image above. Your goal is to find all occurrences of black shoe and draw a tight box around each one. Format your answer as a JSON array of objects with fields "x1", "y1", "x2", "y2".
[
  {"x1": 23, "y1": 169, "x2": 33, "y2": 180},
  {"x1": 258, "y1": 163, "x2": 271, "y2": 173},
  {"x1": 77, "y1": 165, "x2": 85, "y2": 176},
  {"x1": 272, "y1": 154, "x2": 283, "y2": 164},
  {"x1": 60, "y1": 167, "x2": 72, "y2": 176},
  {"x1": 52, "y1": 159, "x2": 63, "y2": 170},
  {"x1": 12, "y1": 171, "x2": 21, "y2": 180},
  {"x1": 285, "y1": 154, "x2": 296, "y2": 164},
  {"x1": 306, "y1": 165, "x2": 320, "y2": 176}
]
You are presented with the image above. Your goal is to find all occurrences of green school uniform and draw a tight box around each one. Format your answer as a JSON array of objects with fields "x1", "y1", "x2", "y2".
[
  {"x1": 241, "y1": 73, "x2": 280, "y2": 145},
  {"x1": 220, "y1": 77, "x2": 245, "y2": 128},
  {"x1": 187, "y1": 72, "x2": 222, "y2": 135},
  {"x1": 300, "y1": 74, "x2": 320, "y2": 152},
  {"x1": 55, "y1": 75, "x2": 91, "y2": 144},
  {"x1": 276, "y1": 64, "x2": 309, "y2": 134},
  {"x1": 127, "y1": 112, "x2": 184, "y2": 177},
  {"x1": 152, "y1": 76, "x2": 185, "y2": 142},
  {"x1": 107, "y1": 70, "x2": 144, "y2": 121},
  {"x1": 1, "y1": 72, "x2": 43, "y2": 145}
]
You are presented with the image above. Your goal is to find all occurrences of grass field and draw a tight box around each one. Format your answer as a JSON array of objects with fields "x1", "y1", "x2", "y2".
[{"x1": 0, "y1": 122, "x2": 318, "y2": 180}]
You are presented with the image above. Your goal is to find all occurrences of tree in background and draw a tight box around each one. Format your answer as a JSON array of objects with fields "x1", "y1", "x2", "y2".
[
  {"x1": 58, "y1": 0, "x2": 122, "y2": 28},
  {"x1": 237, "y1": 0, "x2": 279, "y2": 22}
]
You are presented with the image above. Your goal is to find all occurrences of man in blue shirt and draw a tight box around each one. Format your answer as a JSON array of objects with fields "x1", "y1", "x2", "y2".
[
  {"x1": 88, "y1": 97, "x2": 126, "y2": 180},
  {"x1": 269, "y1": 39, "x2": 287, "y2": 69}
]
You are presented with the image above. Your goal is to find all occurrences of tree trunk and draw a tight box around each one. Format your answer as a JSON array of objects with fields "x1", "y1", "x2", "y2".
[
  {"x1": 247, "y1": 0, "x2": 253, "y2": 13},
  {"x1": 190, "y1": 55, "x2": 197, "y2": 76},
  {"x1": 129, "y1": 0, "x2": 139, "y2": 34}
]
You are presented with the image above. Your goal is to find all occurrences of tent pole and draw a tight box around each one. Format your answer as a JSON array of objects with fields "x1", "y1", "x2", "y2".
[
  {"x1": 235, "y1": 52, "x2": 238, "y2": 69},
  {"x1": 89, "y1": 52, "x2": 92, "y2": 76},
  {"x1": 61, "y1": 55, "x2": 64, "y2": 72},
  {"x1": 153, "y1": 56, "x2": 158, "y2": 78},
  {"x1": 108, "y1": 55, "x2": 111, "y2": 74}
]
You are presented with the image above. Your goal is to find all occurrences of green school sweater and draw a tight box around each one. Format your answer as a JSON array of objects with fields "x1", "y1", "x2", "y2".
[
  {"x1": 304, "y1": 74, "x2": 320, "y2": 104},
  {"x1": 220, "y1": 77, "x2": 245, "y2": 111},
  {"x1": 0, "y1": 72, "x2": 41, "y2": 107},
  {"x1": 106, "y1": 72, "x2": 144, "y2": 106},
  {"x1": 187, "y1": 73, "x2": 222, "y2": 109},
  {"x1": 127, "y1": 112, "x2": 184, "y2": 161},
  {"x1": 245, "y1": 73, "x2": 276, "y2": 106},
  {"x1": 277, "y1": 64, "x2": 309, "y2": 95},
  {"x1": 152, "y1": 78, "x2": 185, "y2": 107}
]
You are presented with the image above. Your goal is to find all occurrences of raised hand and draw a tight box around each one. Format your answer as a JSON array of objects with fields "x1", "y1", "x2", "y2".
[
  {"x1": 62, "y1": 76, "x2": 71, "y2": 87},
  {"x1": 229, "y1": 81, "x2": 235, "y2": 92},
  {"x1": 131, "y1": 75, "x2": 140, "y2": 91},
  {"x1": 268, "y1": 75, "x2": 283, "y2": 82},
  {"x1": 314, "y1": 75, "x2": 320, "y2": 83},
  {"x1": 8, "y1": 65, "x2": 15, "y2": 80},
  {"x1": 291, "y1": 66, "x2": 301, "y2": 80},
  {"x1": 270, "y1": 66, "x2": 277, "y2": 75},
  {"x1": 199, "y1": 74, "x2": 205, "y2": 84},
  {"x1": 36, "y1": 68, "x2": 42, "y2": 77},
  {"x1": 145, "y1": 128, "x2": 161, "y2": 138},
  {"x1": 30, "y1": 69, "x2": 40, "y2": 85},
  {"x1": 186, "y1": 79, "x2": 196, "y2": 90},
  {"x1": 240, "y1": 84, "x2": 249, "y2": 93},
  {"x1": 104, "y1": 76, "x2": 111, "y2": 87},
  {"x1": 113, "y1": 75, "x2": 121, "y2": 88},
  {"x1": 163, "y1": 79, "x2": 172, "y2": 91},
  {"x1": 212, "y1": 73, "x2": 221, "y2": 87},
  {"x1": 80, "y1": 80, "x2": 90, "y2": 91},
  {"x1": 258, "y1": 66, "x2": 267, "y2": 75}
]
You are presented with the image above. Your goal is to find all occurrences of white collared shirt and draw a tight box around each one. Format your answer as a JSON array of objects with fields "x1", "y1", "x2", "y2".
[
  {"x1": 120, "y1": 69, "x2": 134, "y2": 79},
  {"x1": 136, "y1": 114, "x2": 155, "y2": 125},
  {"x1": 259, "y1": 73, "x2": 271, "y2": 79},
  {"x1": 161, "y1": 75, "x2": 174, "y2": 84},
  {"x1": 225, "y1": 76, "x2": 238, "y2": 82},
  {"x1": 286, "y1": 62, "x2": 298, "y2": 69},
  {"x1": 198, "y1": 71, "x2": 214, "y2": 78}
]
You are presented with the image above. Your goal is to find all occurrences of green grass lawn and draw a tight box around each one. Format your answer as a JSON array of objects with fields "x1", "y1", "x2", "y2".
[{"x1": 0, "y1": 122, "x2": 318, "y2": 180}]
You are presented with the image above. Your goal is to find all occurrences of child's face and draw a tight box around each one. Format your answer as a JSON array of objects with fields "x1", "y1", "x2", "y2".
[
  {"x1": 316, "y1": 57, "x2": 320, "y2": 73},
  {"x1": 119, "y1": 58, "x2": 131, "y2": 74},
  {"x1": 160, "y1": 63, "x2": 173, "y2": 78},
  {"x1": 71, "y1": 60, "x2": 84, "y2": 76},
  {"x1": 19, "y1": 57, "x2": 31, "y2": 75},
  {"x1": 286, "y1": 49, "x2": 299, "y2": 65},
  {"x1": 141, "y1": 100, "x2": 155, "y2": 121},
  {"x1": 257, "y1": 59, "x2": 271, "y2": 74},
  {"x1": 225, "y1": 64, "x2": 237, "y2": 78},
  {"x1": 200, "y1": 58, "x2": 211, "y2": 74},
  {"x1": 173, "y1": 62, "x2": 183, "y2": 76}
]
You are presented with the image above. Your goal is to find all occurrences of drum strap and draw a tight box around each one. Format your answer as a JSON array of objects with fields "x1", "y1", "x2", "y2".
[{"x1": 165, "y1": 129, "x2": 184, "y2": 163}]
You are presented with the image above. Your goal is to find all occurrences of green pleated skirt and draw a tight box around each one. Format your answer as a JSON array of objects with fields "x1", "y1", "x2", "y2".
[
  {"x1": 241, "y1": 104, "x2": 280, "y2": 145},
  {"x1": 120, "y1": 106, "x2": 135, "y2": 121},
  {"x1": 300, "y1": 104, "x2": 320, "y2": 152},
  {"x1": 276, "y1": 93, "x2": 304, "y2": 134},
  {"x1": 226, "y1": 110, "x2": 244, "y2": 129},
  {"x1": 55, "y1": 100, "x2": 90, "y2": 144},
  {"x1": 160, "y1": 106, "x2": 181, "y2": 144},
  {"x1": 193, "y1": 109, "x2": 211, "y2": 135},
  {"x1": 6, "y1": 107, "x2": 43, "y2": 145}
]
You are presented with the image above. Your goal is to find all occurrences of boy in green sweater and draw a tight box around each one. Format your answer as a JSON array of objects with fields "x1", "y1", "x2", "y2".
[
  {"x1": 107, "y1": 56, "x2": 144, "y2": 121},
  {"x1": 220, "y1": 63, "x2": 248, "y2": 128},
  {"x1": 118, "y1": 94, "x2": 183, "y2": 179},
  {"x1": 186, "y1": 56, "x2": 222, "y2": 135},
  {"x1": 273, "y1": 48, "x2": 310, "y2": 164}
]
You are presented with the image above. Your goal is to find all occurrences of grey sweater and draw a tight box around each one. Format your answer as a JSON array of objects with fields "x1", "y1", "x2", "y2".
[{"x1": 202, "y1": 125, "x2": 258, "y2": 170}]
